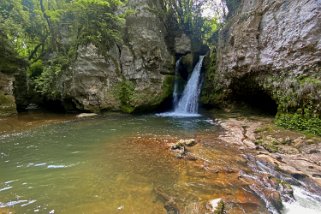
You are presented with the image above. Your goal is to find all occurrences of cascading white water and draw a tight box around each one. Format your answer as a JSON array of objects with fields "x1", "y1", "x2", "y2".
[
  {"x1": 157, "y1": 55, "x2": 205, "y2": 117},
  {"x1": 174, "y1": 55, "x2": 205, "y2": 114},
  {"x1": 172, "y1": 58, "x2": 181, "y2": 108},
  {"x1": 283, "y1": 186, "x2": 321, "y2": 214}
]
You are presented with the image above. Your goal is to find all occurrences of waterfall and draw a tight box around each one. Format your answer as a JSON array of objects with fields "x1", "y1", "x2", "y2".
[
  {"x1": 173, "y1": 55, "x2": 205, "y2": 115},
  {"x1": 172, "y1": 58, "x2": 181, "y2": 108},
  {"x1": 157, "y1": 55, "x2": 205, "y2": 117}
]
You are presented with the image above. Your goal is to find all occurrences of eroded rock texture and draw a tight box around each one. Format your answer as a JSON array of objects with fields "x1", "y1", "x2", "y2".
[
  {"x1": 58, "y1": 0, "x2": 174, "y2": 113},
  {"x1": 203, "y1": 0, "x2": 321, "y2": 116}
]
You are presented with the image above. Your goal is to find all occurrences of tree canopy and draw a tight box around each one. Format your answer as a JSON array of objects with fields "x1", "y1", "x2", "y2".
[
  {"x1": 0, "y1": 0, "x2": 125, "y2": 97},
  {"x1": 162, "y1": 0, "x2": 220, "y2": 44},
  {"x1": 0, "y1": 0, "x2": 125, "y2": 61}
]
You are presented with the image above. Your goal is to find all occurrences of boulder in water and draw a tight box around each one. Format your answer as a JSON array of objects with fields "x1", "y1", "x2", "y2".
[{"x1": 171, "y1": 139, "x2": 196, "y2": 149}]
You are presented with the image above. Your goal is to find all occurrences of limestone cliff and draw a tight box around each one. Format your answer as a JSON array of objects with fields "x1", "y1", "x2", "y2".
[
  {"x1": 203, "y1": 0, "x2": 321, "y2": 118},
  {"x1": 0, "y1": 32, "x2": 28, "y2": 116},
  {"x1": 58, "y1": 0, "x2": 175, "y2": 113},
  {"x1": 0, "y1": 72, "x2": 16, "y2": 116}
]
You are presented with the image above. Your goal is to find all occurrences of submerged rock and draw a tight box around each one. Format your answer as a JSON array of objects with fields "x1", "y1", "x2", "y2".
[
  {"x1": 170, "y1": 139, "x2": 198, "y2": 160},
  {"x1": 171, "y1": 139, "x2": 196, "y2": 149},
  {"x1": 154, "y1": 187, "x2": 180, "y2": 214}
]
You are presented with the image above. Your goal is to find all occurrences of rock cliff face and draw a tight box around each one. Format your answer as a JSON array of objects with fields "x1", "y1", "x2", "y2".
[
  {"x1": 0, "y1": 72, "x2": 16, "y2": 116},
  {"x1": 58, "y1": 0, "x2": 175, "y2": 113},
  {"x1": 0, "y1": 71, "x2": 28, "y2": 116},
  {"x1": 0, "y1": 32, "x2": 28, "y2": 116},
  {"x1": 202, "y1": 0, "x2": 321, "y2": 117}
]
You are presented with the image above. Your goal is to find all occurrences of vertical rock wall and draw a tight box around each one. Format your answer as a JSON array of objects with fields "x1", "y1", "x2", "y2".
[
  {"x1": 59, "y1": 0, "x2": 175, "y2": 113},
  {"x1": 0, "y1": 72, "x2": 17, "y2": 116},
  {"x1": 203, "y1": 0, "x2": 321, "y2": 117}
]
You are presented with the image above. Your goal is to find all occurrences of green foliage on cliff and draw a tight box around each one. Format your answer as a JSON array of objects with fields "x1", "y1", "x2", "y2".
[
  {"x1": 162, "y1": 0, "x2": 219, "y2": 44},
  {"x1": 253, "y1": 72, "x2": 321, "y2": 136},
  {"x1": 276, "y1": 113, "x2": 321, "y2": 136},
  {"x1": 115, "y1": 80, "x2": 135, "y2": 113},
  {"x1": 0, "y1": 0, "x2": 125, "y2": 98},
  {"x1": 0, "y1": 31, "x2": 26, "y2": 74}
]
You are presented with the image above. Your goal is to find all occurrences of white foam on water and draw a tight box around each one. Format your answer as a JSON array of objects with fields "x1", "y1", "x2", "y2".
[
  {"x1": 156, "y1": 112, "x2": 201, "y2": 118},
  {"x1": 21, "y1": 200, "x2": 37, "y2": 207},
  {"x1": 283, "y1": 186, "x2": 321, "y2": 214},
  {"x1": 0, "y1": 200, "x2": 28, "y2": 208},
  {"x1": 0, "y1": 186, "x2": 12, "y2": 192},
  {"x1": 47, "y1": 165, "x2": 66, "y2": 169}
]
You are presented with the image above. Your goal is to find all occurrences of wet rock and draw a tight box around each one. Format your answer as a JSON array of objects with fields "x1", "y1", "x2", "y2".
[
  {"x1": 183, "y1": 202, "x2": 207, "y2": 214},
  {"x1": 278, "y1": 181, "x2": 294, "y2": 202},
  {"x1": 170, "y1": 139, "x2": 198, "y2": 160},
  {"x1": 250, "y1": 184, "x2": 283, "y2": 213},
  {"x1": 184, "y1": 153, "x2": 197, "y2": 161},
  {"x1": 174, "y1": 146, "x2": 186, "y2": 159},
  {"x1": 164, "y1": 201, "x2": 180, "y2": 214},
  {"x1": 154, "y1": 187, "x2": 180, "y2": 214},
  {"x1": 184, "y1": 139, "x2": 196, "y2": 147},
  {"x1": 171, "y1": 139, "x2": 196, "y2": 149},
  {"x1": 267, "y1": 191, "x2": 283, "y2": 212}
]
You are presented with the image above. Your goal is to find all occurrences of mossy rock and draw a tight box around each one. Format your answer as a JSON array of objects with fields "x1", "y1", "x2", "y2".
[
  {"x1": 130, "y1": 75, "x2": 174, "y2": 113},
  {"x1": 114, "y1": 80, "x2": 135, "y2": 113},
  {"x1": 0, "y1": 91, "x2": 17, "y2": 116}
]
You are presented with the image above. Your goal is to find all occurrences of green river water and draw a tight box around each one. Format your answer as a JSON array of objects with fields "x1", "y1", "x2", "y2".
[
  {"x1": 3, "y1": 113, "x2": 321, "y2": 214},
  {"x1": 0, "y1": 113, "x2": 232, "y2": 213}
]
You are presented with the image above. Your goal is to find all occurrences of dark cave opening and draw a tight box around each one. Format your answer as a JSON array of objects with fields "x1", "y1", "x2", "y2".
[{"x1": 231, "y1": 79, "x2": 278, "y2": 116}]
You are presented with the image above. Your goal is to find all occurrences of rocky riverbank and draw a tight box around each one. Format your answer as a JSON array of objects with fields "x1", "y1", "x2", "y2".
[
  {"x1": 131, "y1": 110, "x2": 321, "y2": 213},
  {"x1": 216, "y1": 114, "x2": 321, "y2": 187}
]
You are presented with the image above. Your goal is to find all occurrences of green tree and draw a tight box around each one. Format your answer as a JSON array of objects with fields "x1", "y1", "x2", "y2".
[
  {"x1": 162, "y1": 0, "x2": 219, "y2": 44},
  {"x1": 1, "y1": 0, "x2": 125, "y2": 97}
]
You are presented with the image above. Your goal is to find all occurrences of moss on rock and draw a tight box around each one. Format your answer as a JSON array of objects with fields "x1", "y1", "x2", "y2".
[
  {"x1": 0, "y1": 92, "x2": 16, "y2": 116},
  {"x1": 114, "y1": 80, "x2": 135, "y2": 113}
]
